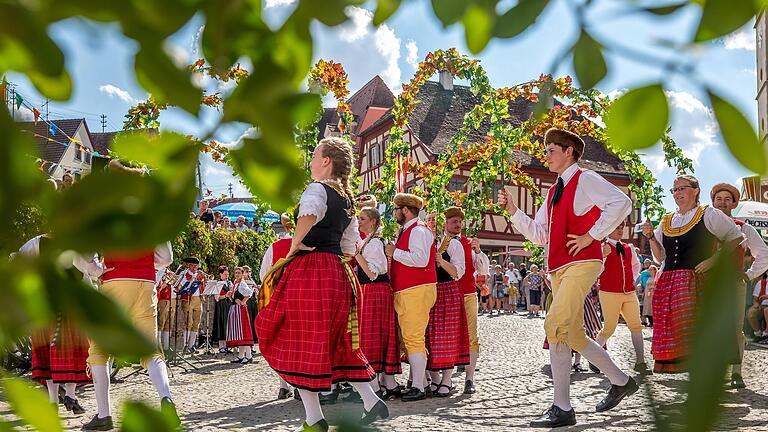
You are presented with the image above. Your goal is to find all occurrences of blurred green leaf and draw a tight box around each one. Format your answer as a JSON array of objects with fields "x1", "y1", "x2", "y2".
[
  {"x1": 463, "y1": 4, "x2": 495, "y2": 54},
  {"x1": 134, "y1": 46, "x2": 201, "y2": 114},
  {"x1": 572, "y1": 30, "x2": 606, "y2": 89},
  {"x1": 227, "y1": 136, "x2": 306, "y2": 209},
  {"x1": 202, "y1": 1, "x2": 269, "y2": 72},
  {"x1": 709, "y1": 90, "x2": 766, "y2": 175},
  {"x1": 2, "y1": 376, "x2": 62, "y2": 432},
  {"x1": 493, "y1": 0, "x2": 550, "y2": 39},
  {"x1": 273, "y1": 15, "x2": 315, "y2": 87},
  {"x1": 431, "y1": 0, "x2": 469, "y2": 26},
  {"x1": 0, "y1": 260, "x2": 54, "y2": 349},
  {"x1": 606, "y1": 84, "x2": 669, "y2": 151},
  {"x1": 49, "y1": 169, "x2": 196, "y2": 254},
  {"x1": 682, "y1": 251, "x2": 740, "y2": 431},
  {"x1": 27, "y1": 70, "x2": 73, "y2": 102},
  {"x1": 643, "y1": 2, "x2": 688, "y2": 15},
  {"x1": 294, "y1": 0, "x2": 364, "y2": 26},
  {"x1": 112, "y1": 131, "x2": 200, "y2": 175},
  {"x1": 121, "y1": 400, "x2": 177, "y2": 432},
  {"x1": 373, "y1": 0, "x2": 402, "y2": 25},
  {"x1": 694, "y1": 0, "x2": 756, "y2": 42}
]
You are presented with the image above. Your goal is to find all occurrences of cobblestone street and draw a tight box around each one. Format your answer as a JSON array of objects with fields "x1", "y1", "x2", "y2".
[{"x1": 5, "y1": 312, "x2": 768, "y2": 431}]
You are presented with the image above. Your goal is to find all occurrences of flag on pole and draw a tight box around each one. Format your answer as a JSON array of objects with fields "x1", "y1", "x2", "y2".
[
  {"x1": 0, "y1": 76, "x2": 6, "y2": 104},
  {"x1": 49, "y1": 124, "x2": 58, "y2": 136},
  {"x1": 33, "y1": 108, "x2": 40, "y2": 124},
  {"x1": 15, "y1": 93, "x2": 22, "y2": 109}
]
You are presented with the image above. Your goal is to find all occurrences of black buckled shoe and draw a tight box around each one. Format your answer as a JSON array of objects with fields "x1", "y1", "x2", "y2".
[
  {"x1": 361, "y1": 400, "x2": 389, "y2": 425},
  {"x1": 380, "y1": 385, "x2": 402, "y2": 400},
  {"x1": 596, "y1": 377, "x2": 639, "y2": 412},
  {"x1": 343, "y1": 390, "x2": 363, "y2": 404},
  {"x1": 230, "y1": 357, "x2": 244, "y2": 364},
  {"x1": 161, "y1": 397, "x2": 181, "y2": 429},
  {"x1": 401, "y1": 387, "x2": 426, "y2": 402},
  {"x1": 463, "y1": 380, "x2": 476, "y2": 395},
  {"x1": 82, "y1": 415, "x2": 113, "y2": 431},
  {"x1": 295, "y1": 419, "x2": 329, "y2": 432},
  {"x1": 530, "y1": 405, "x2": 576, "y2": 428},
  {"x1": 434, "y1": 384, "x2": 452, "y2": 398},
  {"x1": 294, "y1": 389, "x2": 302, "y2": 401},
  {"x1": 319, "y1": 390, "x2": 338, "y2": 405},
  {"x1": 58, "y1": 386, "x2": 66, "y2": 405},
  {"x1": 633, "y1": 362, "x2": 652, "y2": 374},
  {"x1": 589, "y1": 362, "x2": 601, "y2": 373},
  {"x1": 572, "y1": 363, "x2": 588, "y2": 373},
  {"x1": 278, "y1": 388, "x2": 292, "y2": 400},
  {"x1": 64, "y1": 396, "x2": 86, "y2": 415},
  {"x1": 731, "y1": 373, "x2": 746, "y2": 389}
]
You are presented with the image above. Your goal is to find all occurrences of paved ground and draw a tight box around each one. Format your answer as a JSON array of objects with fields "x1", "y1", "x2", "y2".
[{"x1": 3, "y1": 311, "x2": 768, "y2": 431}]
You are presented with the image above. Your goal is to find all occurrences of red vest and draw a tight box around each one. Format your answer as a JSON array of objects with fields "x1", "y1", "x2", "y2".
[
  {"x1": 157, "y1": 278, "x2": 172, "y2": 300},
  {"x1": 758, "y1": 279, "x2": 767, "y2": 298},
  {"x1": 458, "y1": 236, "x2": 476, "y2": 295},
  {"x1": 599, "y1": 242, "x2": 634, "y2": 294},
  {"x1": 103, "y1": 251, "x2": 155, "y2": 282},
  {"x1": 547, "y1": 169, "x2": 603, "y2": 272},
  {"x1": 271, "y1": 238, "x2": 292, "y2": 265},
  {"x1": 390, "y1": 221, "x2": 437, "y2": 292}
]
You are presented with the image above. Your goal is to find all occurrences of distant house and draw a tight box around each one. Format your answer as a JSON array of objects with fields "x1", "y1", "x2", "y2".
[
  {"x1": 325, "y1": 74, "x2": 639, "y2": 253},
  {"x1": 17, "y1": 118, "x2": 96, "y2": 181}
]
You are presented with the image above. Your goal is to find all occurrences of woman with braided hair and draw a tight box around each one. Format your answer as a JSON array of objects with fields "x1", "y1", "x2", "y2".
[
  {"x1": 354, "y1": 207, "x2": 401, "y2": 399},
  {"x1": 255, "y1": 137, "x2": 387, "y2": 431}
]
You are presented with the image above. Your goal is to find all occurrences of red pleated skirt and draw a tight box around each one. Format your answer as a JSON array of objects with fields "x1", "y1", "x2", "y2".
[
  {"x1": 652, "y1": 269, "x2": 701, "y2": 373},
  {"x1": 359, "y1": 281, "x2": 401, "y2": 375},
  {"x1": 31, "y1": 317, "x2": 91, "y2": 385},
  {"x1": 226, "y1": 304, "x2": 254, "y2": 347},
  {"x1": 426, "y1": 280, "x2": 470, "y2": 370},
  {"x1": 255, "y1": 252, "x2": 375, "y2": 391}
]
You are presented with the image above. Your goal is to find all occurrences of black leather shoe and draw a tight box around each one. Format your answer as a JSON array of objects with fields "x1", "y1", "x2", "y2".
[
  {"x1": 230, "y1": 357, "x2": 244, "y2": 363},
  {"x1": 401, "y1": 387, "x2": 426, "y2": 402},
  {"x1": 294, "y1": 389, "x2": 302, "y2": 401},
  {"x1": 343, "y1": 390, "x2": 363, "y2": 404},
  {"x1": 596, "y1": 377, "x2": 639, "y2": 412},
  {"x1": 589, "y1": 362, "x2": 601, "y2": 373},
  {"x1": 160, "y1": 397, "x2": 181, "y2": 428},
  {"x1": 530, "y1": 405, "x2": 576, "y2": 428},
  {"x1": 463, "y1": 380, "x2": 476, "y2": 395},
  {"x1": 319, "y1": 390, "x2": 338, "y2": 405},
  {"x1": 361, "y1": 400, "x2": 389, "y2": 425},
  {"x1": 380, "y1": 385, "x2": 402, "y2": 400},
  {"x1": 64, "y1": 396, "x2": 86, "y2": 415},
  {"x1": 731, "y1": 373, "x2": 746, "y2": 389},
  {"x1": 434, "y1": 384, "x2": 452, "y2": 398},
  {"x1": 82, "y1": 415, "x2": 113, "y2": 431},
  {"x1": 633, "y1": 362, "x2": 652, "y2": 374},
  {"x1": 573, "y1": 363, "x2": 588, "y2": 373},
  {"x1": 58, "y1": 386, "x2": 66, "y2": 405},
  {"x1": 295, "y1": 419, "x2": 329, "y2": 432},
  {"x1": 278, "y1": 388, "x2": 292, "y2": 400}
]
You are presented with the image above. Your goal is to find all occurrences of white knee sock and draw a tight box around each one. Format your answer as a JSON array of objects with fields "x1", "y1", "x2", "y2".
[
  {"x1": 218, "y1": 340, "x2": 226, "y2": 349},
  {"x1": 381, "y1": 374, "x2": 398, "y2": 390},
  {"x1": 46, "y1": 380, "x2": 58, "y2": 403},
  {"x1": 278, "y1": 376, "x2": 289, "y2": 390},
  {"x1": 187, "y1": 331, "x2": 197, "y2": 348},
  {"x1": 630, "y1": 331, "x2": 645, "y2": 364},
  {"x1": 182, "y1": 331, "x2": 189, "y2": 347},
  {"x1": 467, "y1": 352, "x2": 478, "y2": 381},
  {"x1": 91, "y1": 365, "x2": 112, "y2": 418},
  {"x1": 350, "y1": 381, "x2": 382, "y2": 411},
  {"x1": 578, "y1": 338, "x2": 629, "y2": 386},
  {"x1": 162, "y1": 332, "x2": 170, "y2": 350},
  {"x1": 64, "y1": 382, "x2": 76, "y2": 399},
  {"x1": 297, "y1": 389, "x2": 324, "y2": 426},
  {"x1": 244, "y1": 346, "x2": 252, "y2": 359},
  {"x1": 595, "y1": 334, "x2": 607, "y2": 348},
  {"x1": 408, "y1": 353, "x2": 427, "y2": 391},
  {"x1": 237, "y1": 346, "x2": 244, "y2": 359},
  {"x1": 146, "y1": 357, "x2": 172, "y2": 400},
  {"x1": 320, "y1": 383, "x2": 336, "y2": 396},
  {"x1": 732, "y1": 363, "x2": 743, "y2": 376},
  {"x1": 371, "y1": 374, "x2": 381, "y2": 392},
  {"x1": 428, "y1": 370, "x2": 440, "y2": 387},
  {"x1": 550, "y1": 343, "x2": 572, "y2": 411}
]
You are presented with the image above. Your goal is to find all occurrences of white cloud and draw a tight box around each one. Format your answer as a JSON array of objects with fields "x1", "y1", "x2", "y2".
[
  {"x1": 265, "y1": 0, "x2": 296, "y2": 8},
  {"x1": 724, "y1": 29, "x2": 756, "y2": 50},
  {"x1": 99, "y1": 84, "x2": 136, "y2": 104},
  {"x1": 406, "y1": 40, "x2": 419, "y2": 69},
  {"x1": 374, "y1": 22, "x2": 402, "y2": 90},
  {"x1": 218, "y1": 127, "x2": 259, "y2": 149},
  {"x1": 6, "y1": 101, "x2": 34, "y2": 121},
  {"x1": 664, "y1": 90, "x2": 717, "y2": 163},
  {"x1": 339, "y1": 6, "x2": 372, "y2": 42},
  {"x1": 744, "y1": 67, "x2": 758, "y2": 76}
]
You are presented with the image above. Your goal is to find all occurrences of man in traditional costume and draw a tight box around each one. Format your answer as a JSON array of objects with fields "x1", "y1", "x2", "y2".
[
  {"x1": 498, "y1": 128, "x2": 637, "y2": 427},
  {"x1": 174, "y1": 257, "x2": 206, "y2": 353}
]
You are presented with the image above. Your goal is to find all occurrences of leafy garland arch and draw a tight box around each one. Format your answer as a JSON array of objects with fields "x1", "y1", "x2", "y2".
[{"x1": 374, "y1": 49, "x2": 693, "y2": 239}]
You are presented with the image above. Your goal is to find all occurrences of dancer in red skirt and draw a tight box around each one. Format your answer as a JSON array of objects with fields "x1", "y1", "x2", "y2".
[
  {"x1": 256, "y1": 137, "x2": 387, "y2": 431},
  {"x1": 226, "y1": 267, "x2": 255, "y2": 364},
  {"x1": 642, "y1": 175, "x2": 742, "y2": 373},
  {"x1": 427, "y1": 206, "x2": 470, "y2": 397},
  {"x1": 354, "y1": 207, "x2": 401, "y2": 399},
  {"x1": 20, "y1": 235, "x2": 102, "y2": 415}
]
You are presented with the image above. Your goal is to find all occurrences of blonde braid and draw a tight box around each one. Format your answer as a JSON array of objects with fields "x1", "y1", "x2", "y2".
[{"x1": 319, "y1": 137, "x2": 356, "y2": 216}]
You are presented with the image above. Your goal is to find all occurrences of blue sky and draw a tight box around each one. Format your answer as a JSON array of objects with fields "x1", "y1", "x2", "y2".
[{"x1": 6, "y1": 0, "x2": 760, "y2": 210}]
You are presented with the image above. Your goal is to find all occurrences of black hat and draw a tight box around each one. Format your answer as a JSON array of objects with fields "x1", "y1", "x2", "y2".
[{"x1": 183, "y1": 257, "x2": 200, "y2": 265}]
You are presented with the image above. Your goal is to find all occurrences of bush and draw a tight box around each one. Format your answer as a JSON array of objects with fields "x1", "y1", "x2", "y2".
[
  {"x1": 171, "y1": 219, "x2": 213, "y2": 272},
  {"x1": 235, "y1": 229, "x2": 277, "y2": 283}
]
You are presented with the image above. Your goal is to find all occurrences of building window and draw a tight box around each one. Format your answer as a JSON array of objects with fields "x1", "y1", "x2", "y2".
[
  {"x1": 369, "y1": 144, "x2": 379, "y2": 166},
  {"x1": 74, "y1": 147, "x2": 81, "y2": 161},
  {"x1": 448, "y1": 179, "x2": 464, "y2": 192},
  {"x1": 85, "y1": 153, "x2": 91, "y2": 164}
]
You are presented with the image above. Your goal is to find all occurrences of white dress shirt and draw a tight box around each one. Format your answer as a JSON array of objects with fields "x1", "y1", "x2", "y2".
[
  {"x1": 18, "y1": 236, "x2": 105, "y2": 280},
  {"x1": 741, "y1": 223, "x2": 768, "y2": 281},
  {"x1": 297, "y1": 182, "x2": 360, "y2": 255},
  {"x1": 473, "y1": 251, "x2": 490, "y2": 277},
  {"x1": 259, "y1": 232, "x2": 292, "y2": 282},
  {"x1": 652, "y1": 206, "x2": 742, "y2": 264},
  {"x1": 236, "y1": 280, "x2": 253, "y2": 297},
  {"x1": 393, "y1": 217, "x2": 435, "y2": 268},
  {"x1": 440, "y1": 236, "x2": 466, "y2": 280},
  {"x1": 509, "y1": 163, "x2": 632, "y2": 245},
  {"x1": 154, "y1": 242, "x2": 174, "y2": 270},
  {"x1": 606, "y1": 238, "x2": 641, "y2": 281},
  {"x1": 360, "y1": 237, "x2": 389, "y2": 279}
]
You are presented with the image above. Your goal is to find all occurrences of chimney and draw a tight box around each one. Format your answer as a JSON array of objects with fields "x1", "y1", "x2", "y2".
[{"x1": 439, "y1": 70, "x2": 453, "y2": 91}]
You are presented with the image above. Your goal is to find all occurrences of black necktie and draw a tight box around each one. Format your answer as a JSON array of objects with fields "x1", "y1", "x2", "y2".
[
  {"x1": 550, "y1": 177, "x2": 564, "y2": 207},
  {"x1": 615, "y1": 242, "x2": 626, "y2": 257}
]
